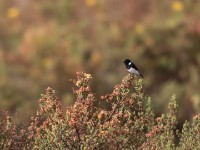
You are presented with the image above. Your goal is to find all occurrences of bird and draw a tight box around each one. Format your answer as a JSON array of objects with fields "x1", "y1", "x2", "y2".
[{"x1": 124, "y1": 59, "x2": 144, "y2": 78}]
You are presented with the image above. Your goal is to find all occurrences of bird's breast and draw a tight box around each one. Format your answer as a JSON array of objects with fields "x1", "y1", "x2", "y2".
[{"x1": 128, "y1": 68, "x2": 139, "y2": 75}]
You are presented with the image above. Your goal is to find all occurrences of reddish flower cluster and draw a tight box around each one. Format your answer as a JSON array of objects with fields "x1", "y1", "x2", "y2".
[{"x1": 146, "y1": 125, "x2": 163, "y2": 138}]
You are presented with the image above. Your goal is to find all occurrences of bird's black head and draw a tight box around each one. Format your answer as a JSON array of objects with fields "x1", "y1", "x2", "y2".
[{"x1": 124, "y1": 59, "x2": 131, "y2": 66}]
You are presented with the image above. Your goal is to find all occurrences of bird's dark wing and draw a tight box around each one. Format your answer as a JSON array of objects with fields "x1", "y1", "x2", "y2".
[{"x1": 129, "y1": 63, "x2": 139, "y2": 71}]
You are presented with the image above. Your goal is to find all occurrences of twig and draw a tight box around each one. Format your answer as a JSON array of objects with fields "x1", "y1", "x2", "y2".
[
  {"x1": 65, "y1": 137, "x2": 75, "y2": 150},
  {"x1": 75, "y1": 124, "x2": 82, "y2": 148},
  {"x1": 105, "y1": 95, "x2": 127, "y2": 122}
]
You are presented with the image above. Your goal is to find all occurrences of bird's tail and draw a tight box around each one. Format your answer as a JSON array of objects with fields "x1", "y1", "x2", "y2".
[{"x1": 139, "y1": 73, "x2": 144, "y2": 78}]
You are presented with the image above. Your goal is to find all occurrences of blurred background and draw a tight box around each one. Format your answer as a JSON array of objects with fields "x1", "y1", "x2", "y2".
[{"x1": 0, "y1": 0, "x2": 200, "y2": 127}]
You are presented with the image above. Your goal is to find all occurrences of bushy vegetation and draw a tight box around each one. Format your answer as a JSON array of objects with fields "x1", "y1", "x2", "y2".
[{"x1": 0, "y1": 72, "x2": 199, "y2": 149}]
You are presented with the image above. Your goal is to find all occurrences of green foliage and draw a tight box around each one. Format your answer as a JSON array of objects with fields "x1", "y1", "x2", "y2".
[
  {"x1": 0, "y1": 72, "x2": 200, "y2": 149},
  {"x1": 143, "y1": 95, "x2": 178, "y2": 149},
  {"x1": 178, "y1": 115, "x2": 200, "y2": 149}
]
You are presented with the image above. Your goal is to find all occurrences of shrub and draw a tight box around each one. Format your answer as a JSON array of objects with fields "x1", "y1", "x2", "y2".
[{"x1": 0, "y1": 72, "x2": 200, "y2": 149}]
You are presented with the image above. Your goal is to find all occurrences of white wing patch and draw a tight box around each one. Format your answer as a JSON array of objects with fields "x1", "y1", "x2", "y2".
[
  {"x1": 128, "y1": 62, "x2": 132, "y2": 65},
  {"x1": 128, "y1": 68, "x2": 140, "y2": 75}
]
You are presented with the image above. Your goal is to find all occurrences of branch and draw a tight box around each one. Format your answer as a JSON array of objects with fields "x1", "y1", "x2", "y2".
[
  {"x1": 75, "y1": 124, "x2": 82, "y2": 148},
  {"x1": 105, "y1": 95, "x2": 127, "y2": 122}
]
